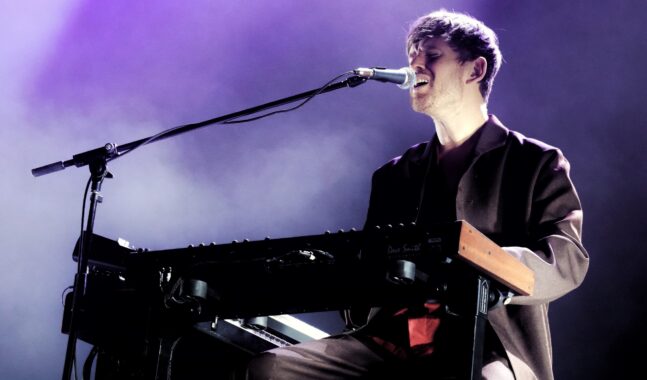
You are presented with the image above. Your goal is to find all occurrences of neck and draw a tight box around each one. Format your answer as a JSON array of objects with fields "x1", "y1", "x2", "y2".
[{"x1": 431, "y1": 103, "x2": 488, "y2": 151}]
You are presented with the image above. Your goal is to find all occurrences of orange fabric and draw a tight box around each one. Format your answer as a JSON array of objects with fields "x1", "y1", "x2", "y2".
[
  {"x1": 408, "y1": 303, "x2": 442, "y2": 348},
  {"x1": 368, "y1": 303, "x2": 443, "y2": 359}
]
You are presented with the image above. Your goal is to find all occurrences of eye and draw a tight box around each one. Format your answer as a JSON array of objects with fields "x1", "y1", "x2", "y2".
[{"x1": 425, "y1": 53, "x2": 440, "y2": 62}]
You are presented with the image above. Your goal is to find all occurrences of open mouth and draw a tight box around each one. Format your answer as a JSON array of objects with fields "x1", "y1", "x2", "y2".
[{"x1": 413, "y1": 79, "x2": 429, "y2": 88}]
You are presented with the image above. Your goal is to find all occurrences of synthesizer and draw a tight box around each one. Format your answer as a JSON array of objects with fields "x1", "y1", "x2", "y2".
[{"x1": 71, "y1": 220, "x2": 533, "y2": 320}]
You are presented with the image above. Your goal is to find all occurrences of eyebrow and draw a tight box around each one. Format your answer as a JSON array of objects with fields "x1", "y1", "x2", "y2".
[
  {"x1": 408, "y1": 45, "x2": 442, "y2": 58},
  {"x1": 421, "y1": 43, "x2": 442, "y2": 51}
]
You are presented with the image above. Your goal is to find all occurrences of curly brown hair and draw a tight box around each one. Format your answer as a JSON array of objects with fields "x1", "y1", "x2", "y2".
[{"x1": 407, "y1": 10, "x2": 502, "y2": 100}]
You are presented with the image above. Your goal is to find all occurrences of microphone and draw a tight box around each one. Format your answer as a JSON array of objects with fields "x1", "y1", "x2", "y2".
[{"x1": 353, "y1": 67, "x2": 416, "y2": 90}]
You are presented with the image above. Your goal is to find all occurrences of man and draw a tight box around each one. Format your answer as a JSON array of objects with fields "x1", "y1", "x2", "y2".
[{"x1": 246, "y1": 9, "x2": 588, "y2": 379}]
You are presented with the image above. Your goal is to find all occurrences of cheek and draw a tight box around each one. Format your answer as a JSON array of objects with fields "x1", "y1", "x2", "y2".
[
  {"x1": 436, "y1": 68, "x2": 464, "y2": 90},
  {"x1": 426, "y1": 66, "x2": 436, "y2": 81}
]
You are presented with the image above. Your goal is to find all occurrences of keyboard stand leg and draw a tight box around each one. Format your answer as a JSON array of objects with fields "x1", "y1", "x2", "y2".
[
  {"x1": 146, "y1": 336, "x2": 181, "y2": 380},
  {"x1": 466, "y1": 275, "x2": 489, "y2": 380},
  {"x1": 446, "y1": 272, "x2": 489, "y2": 380}
]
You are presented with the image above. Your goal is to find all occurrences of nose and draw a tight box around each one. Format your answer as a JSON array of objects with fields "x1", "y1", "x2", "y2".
[{"x1": 409, "y1": 53, "x2": 426, "y2": 73}]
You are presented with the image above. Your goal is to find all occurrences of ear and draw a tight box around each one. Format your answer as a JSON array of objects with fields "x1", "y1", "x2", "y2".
[{"x1": 466, "y1": 56, "x2": 487, "y2": 84}]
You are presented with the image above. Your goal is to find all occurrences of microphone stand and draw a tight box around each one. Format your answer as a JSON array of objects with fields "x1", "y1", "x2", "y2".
[
  {"x1": 32, "y1": 75, "x2": 367, "y2": 177},
  {"x1": 60, "y1": 159, "x2": 111, "y2": 380},
  {"x1": 32, "y1": 74, "x2": 367, "y2": 380}
]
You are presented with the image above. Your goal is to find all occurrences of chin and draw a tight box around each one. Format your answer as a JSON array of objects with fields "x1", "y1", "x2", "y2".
[{"x1": 410, "y1": 99, "x2": 430, "y2": 114}]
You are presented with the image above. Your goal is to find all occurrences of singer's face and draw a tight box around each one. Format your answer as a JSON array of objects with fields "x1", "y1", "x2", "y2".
[{"x1": 408, "y1": 37, "x2": 470, "y2": 116}]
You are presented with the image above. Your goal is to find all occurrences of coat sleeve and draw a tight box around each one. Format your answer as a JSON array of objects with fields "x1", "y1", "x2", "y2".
[
  {"x1": 363, "y1": 168, "x2": 390, "y2": 229},
  {"x1": 504, "y1": 149, "x2": 589, "y2": 305},
  {"x1": 342, "y1": 169, "x2": 391, "y2": 329}
]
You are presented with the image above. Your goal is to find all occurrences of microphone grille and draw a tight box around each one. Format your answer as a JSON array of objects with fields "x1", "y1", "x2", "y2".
[{"x1": 397, "y1": 67, "x2": 416, "y2": 90}]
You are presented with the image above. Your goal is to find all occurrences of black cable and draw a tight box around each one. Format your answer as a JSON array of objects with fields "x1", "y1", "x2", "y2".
[
  {"x1": 221, "y1": 71, "x2": 353, "y2": 124},
  {"x1": 61, "y1": 286, "x2": 73, "y2": 306},
  {"x1": 79, "y1": 177, "x2": 92, "y2": 265},
  {"x1": 109, "y1": 71, "x2": 354, "y2": 161},
  {"x1": 69, "y1": 177, "x2": 92, "y2": 380},
  {"x1": 82, "y1": 346, "x2": 99, "y2": 380},
  {"x1": 165, "y1": 337, "x2": 183, "y2": 380}
]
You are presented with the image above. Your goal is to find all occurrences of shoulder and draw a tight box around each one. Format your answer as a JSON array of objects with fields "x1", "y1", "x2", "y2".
[
  {"x1": 485, "y1": 115, "x2": 564, "y2": 161},
  {"x1": 506, "y1": 130, "x2": 569, "y2": 171},
  {"x1": 482, "y1": 115, "x2": 570, "y2": 174},
  {"x1": 373, "y1": 140, "x2": 430, "y2": 180},
  {"x1": 508, "y1": 130, "x2": 558, "y2": 153},
  {"x1": 384, "y1": 141, "x2": 430, "y2": 167}
]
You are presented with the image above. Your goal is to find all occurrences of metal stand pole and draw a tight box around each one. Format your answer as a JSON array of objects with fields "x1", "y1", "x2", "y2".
[
  {"x1": 467, "y1": 275, "x2": 490, "y2": 380},
  {"x1": 62, "y1": 159, "x2": 110, "y2": 380}
]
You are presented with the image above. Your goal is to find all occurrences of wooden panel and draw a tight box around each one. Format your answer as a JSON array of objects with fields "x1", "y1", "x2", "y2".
[{"x1": 455, "y1": 221, "x2": 534, "y2": 296}]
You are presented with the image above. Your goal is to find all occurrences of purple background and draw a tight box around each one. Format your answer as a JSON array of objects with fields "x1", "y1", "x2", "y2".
[{"x1": 2, "y1": 0, "x2": 646, "y2": 378}]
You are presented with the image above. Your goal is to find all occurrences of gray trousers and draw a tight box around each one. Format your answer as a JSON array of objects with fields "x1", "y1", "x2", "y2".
[{"x1": 244, "y1": 334, "x2": 514, "y2": 380}]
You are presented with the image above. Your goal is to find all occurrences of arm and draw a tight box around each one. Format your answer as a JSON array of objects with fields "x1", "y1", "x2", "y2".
[{"x1": 504, "y1": 149, "x2": 589, "y2": 305}]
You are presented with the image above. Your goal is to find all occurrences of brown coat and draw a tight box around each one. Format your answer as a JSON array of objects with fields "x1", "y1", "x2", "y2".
[{"x1": 361, "y1": 115, "x2": 589, "y2": 379}]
